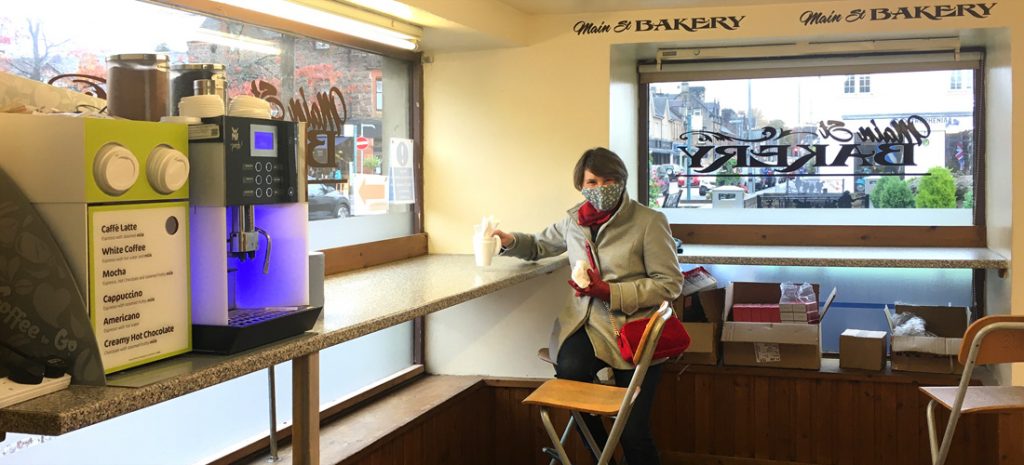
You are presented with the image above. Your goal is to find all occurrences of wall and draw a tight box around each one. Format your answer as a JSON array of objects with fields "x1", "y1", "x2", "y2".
[{"x1": 421, "y1": 1, "x2": 1022, "y2": 381}]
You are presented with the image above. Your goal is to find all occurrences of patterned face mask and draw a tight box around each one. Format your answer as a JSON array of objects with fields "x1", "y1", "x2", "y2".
[{"x1": 581, "y1": 183, "x2": 624, "y2": 211}]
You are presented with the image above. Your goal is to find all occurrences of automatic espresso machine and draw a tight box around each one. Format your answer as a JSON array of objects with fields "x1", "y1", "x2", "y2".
[{"x1": 188, "y1": 117, "x2": 320, "y2": 353}]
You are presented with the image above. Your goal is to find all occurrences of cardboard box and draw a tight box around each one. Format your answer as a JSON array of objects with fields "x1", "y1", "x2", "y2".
[
  {"x1": 673, "y1": 288, "x2": 724, "y2": 365},
  {"x1": 721, "y1": 282, "x2": 837, "y2": 370},
  {"x1": 885, "y1": 305, "x2": 968, "y2": 374},
  {"x1": 839, "y1": 329, "x2": 887, "y2": 371}
]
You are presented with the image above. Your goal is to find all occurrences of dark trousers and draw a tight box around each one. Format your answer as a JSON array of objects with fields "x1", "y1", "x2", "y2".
[{"x1": 554, "y1": 328, "x2": 663, "y2": 465}]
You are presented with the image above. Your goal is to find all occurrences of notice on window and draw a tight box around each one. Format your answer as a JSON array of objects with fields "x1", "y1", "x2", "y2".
[
  {"x1": 754, "y1": 343, "x2": 781, "y2": 363},
  {"x1": 389, "y1": 137, "x2": 415, "y2": 204},
  {"x1": 89, "y1": 202, "x2": 191, "y2": 374}
]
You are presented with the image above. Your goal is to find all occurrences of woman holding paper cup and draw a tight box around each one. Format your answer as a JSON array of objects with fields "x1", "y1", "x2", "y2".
[{"x1": 491, "y1": 147, "x2": 682, "y2": 465}]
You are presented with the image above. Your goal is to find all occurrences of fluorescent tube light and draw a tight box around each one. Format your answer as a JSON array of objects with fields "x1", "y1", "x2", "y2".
[
  {"x1": 209, "y1": 0, "x2": 419, "y2": 50},
  {"x1": 657, "y1": 37, "x2": 961, "y2": 68},
  {"x1": 194, "y1": 29, "x2": 283, "y2": 55}
]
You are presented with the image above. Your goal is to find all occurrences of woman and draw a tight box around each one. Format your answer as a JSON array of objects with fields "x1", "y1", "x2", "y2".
[{"x1": 492, "y1": 147, "x2": 682, "y2": 465}]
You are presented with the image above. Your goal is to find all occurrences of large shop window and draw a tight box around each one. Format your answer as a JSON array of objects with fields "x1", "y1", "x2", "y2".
[
  {"x1": 641, "y1": 51, "x2": 982, "y2": 232},
  {"x1": 0, "y1": 1, "x2": 416, "y2": 463}
]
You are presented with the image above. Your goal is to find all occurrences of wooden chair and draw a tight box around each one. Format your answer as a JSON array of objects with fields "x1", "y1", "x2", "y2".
[
  {"x1": 524, "y1": 301, "x2": 673, "y2": 465},
  {"x1": 920, "y1": 315, "x2": 1024, "y2": 465}
]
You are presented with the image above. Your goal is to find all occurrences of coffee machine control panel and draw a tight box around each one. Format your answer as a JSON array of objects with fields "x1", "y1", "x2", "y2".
[{"x1": 224, "y1": 118, "x2": 298, "y2": 205}]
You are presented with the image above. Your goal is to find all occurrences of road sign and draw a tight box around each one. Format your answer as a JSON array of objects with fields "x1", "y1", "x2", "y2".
[{"x1": 355, "y1": 137, "x2": 370, "y2": 151}]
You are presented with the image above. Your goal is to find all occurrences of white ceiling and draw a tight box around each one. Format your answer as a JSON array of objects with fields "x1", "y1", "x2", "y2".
[{"x1": 494, "y1": 0, "x2": 828, "y2": 15}]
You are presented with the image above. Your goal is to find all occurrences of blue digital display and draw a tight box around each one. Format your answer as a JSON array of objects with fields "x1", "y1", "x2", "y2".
[{"x1": 253, "y1": 131, "x2": 274, "y2": 150}]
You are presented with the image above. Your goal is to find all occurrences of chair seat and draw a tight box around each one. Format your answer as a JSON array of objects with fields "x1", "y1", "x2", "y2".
[
  {"x1": 523, "y1": 379, "x2": 630, "y2": 416},
  {"x1": 920, "y1": 386, "x2": 1024, "y2": 414}
]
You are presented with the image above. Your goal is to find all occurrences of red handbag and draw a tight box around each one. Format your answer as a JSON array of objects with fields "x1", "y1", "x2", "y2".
[{"x1": 611, "y1": 306, "x2": 691, "y2": 362}]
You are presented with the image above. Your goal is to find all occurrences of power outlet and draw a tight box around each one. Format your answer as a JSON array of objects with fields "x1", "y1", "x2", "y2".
[{"x1": 0, "y1": 375, "x2": 72, "y2": 409}]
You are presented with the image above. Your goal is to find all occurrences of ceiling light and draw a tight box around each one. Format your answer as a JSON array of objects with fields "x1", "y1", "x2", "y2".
[
  {"x1": 656, "y1": 37, "x2": 961, "y2": 68},
  {"x1": 209, "y1": 0, "x2": 420, "y2": 50}
]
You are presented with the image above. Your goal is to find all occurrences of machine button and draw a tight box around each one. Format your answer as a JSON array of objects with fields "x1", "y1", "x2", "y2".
[
  {"x1": 93, "y1": 143, "x2": 139, "y2": 196},
  {"x1": 146, "y1": 145, "x2": 189, "y2": 194}
]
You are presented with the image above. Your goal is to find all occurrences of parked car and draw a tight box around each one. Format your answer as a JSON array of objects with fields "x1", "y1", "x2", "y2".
[{"x1": 307, "y1": 184, "x2": 351, "y2": 219}]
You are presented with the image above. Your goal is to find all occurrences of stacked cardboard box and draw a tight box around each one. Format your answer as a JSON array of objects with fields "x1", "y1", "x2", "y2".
[
  {"x1": 885, "y1": 305, "x2": 968, "y2": 374},
  {"x1": 839, "y1": 329, "x2": 887, "y2": 371},
  {"x1": 721, "y1": 282, "x2": 837, "y2": 370},
  {"x1": 780, "y1": 301, "x2": 819, "y2": 323},
  {"x1": 672, "y1": 287, "x2": 724, "y2": 365},
  {"x1": 733, "y1": 303, "x2": 781, "y2": 323}
]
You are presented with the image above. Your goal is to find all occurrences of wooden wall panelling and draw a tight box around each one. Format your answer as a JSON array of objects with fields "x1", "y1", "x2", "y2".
[
  {"x1": 333, "y1": 372, "x2": 1017, "y2": 465},
  {"x1": 322, "y1": 233, "x2": 428, "y2": 275},
  {"x1": 338, "y1": 383, "x2": 492, "y2": 465},
  {"x1": 811, "y1": 379, "x2": 836, "y2": 465},
  {"x1": 734, "y1": 375, "x2": 757, "y2": 459},
  {"x1": 483, "y1": 369, "x2": 1004, "y2": 465}
]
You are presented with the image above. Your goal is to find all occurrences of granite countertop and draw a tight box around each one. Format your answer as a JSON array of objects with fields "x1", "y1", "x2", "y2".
[
  {"x1": 680, "y1": 244, "x2": 1009, "y2": 269},
  {"x1": 0, "y1": 254, "x2": 567, "y2": 436}
]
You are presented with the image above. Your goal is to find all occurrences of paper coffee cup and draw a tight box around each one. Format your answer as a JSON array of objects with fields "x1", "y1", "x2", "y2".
[{"x1": 474, "y1": 237, "x2": 498, "y2": 267}]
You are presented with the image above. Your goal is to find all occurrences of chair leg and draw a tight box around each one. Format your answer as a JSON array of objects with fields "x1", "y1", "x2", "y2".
[
  {"x1": 540, "y1": 408, "x2": 573, "y2": 465},
  {"x1": 572, "y1": 411, "x2": 603, "y2": 460},
  {"x1": 545, "y1": 415, "x2": 576, "y2": 465},
  {"x1": 926, "y1": 400, "x2": 940, "y2": 462},
  {"x1": 935, "y1": 402, "x2": 964, "y2": 465}
]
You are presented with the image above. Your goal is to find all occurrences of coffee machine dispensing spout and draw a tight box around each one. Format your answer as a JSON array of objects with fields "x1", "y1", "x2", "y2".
[{"x1": 229, "y1": 204, "x2": 272, "y2": 274}]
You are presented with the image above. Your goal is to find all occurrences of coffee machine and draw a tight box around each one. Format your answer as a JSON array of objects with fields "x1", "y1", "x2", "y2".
[
  {"x1": 188, "y1": 116, "x2": 320, "y2": 353},
  {"x1": 0, "y1": 114, "x2": 191, "y2": 375}
]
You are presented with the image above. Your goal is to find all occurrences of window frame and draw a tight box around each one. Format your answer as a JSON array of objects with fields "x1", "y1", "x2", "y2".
[
  {"x1": 637, "y1": 49, "x2": 987, "y2": 248},
  {"x1": 153, "y1": 1, "x2": 427, "y2": 461}
]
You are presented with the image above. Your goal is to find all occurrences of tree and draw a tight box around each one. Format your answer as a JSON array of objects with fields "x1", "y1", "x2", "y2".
[
  {"x1": 963, "y1": 190, "x2": 975, "y2": 209},
  {"x1": 10, "y1": 19, "x2": 67, "y2": 81},
  {"x1": 717, "y1": 158, "x2": 741, "y2": 186},
  {"x1": 648, "y1": 156, "x2": 662, "y2": 207},
  {"x1": 872, "y1": 176, "x2": 914, "y2": 208},
  {"x1": 915, "y1": 167, "x2": 957, "y2": 208}
]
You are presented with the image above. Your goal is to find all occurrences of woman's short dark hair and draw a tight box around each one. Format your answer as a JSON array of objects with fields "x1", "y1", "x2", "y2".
[{"x1": 572, "y1": 147, "x2": 628, "y2": 190}]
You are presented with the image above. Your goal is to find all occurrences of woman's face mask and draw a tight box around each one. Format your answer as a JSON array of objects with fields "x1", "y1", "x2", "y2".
[{"x1": 581, "y1": 182, "x2": 624, "y2": 211}]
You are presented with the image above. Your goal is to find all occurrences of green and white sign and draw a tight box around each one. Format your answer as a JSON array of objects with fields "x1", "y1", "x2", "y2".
[{"x1": 89, "y1": 202, "x2": 190, "y2": 373}]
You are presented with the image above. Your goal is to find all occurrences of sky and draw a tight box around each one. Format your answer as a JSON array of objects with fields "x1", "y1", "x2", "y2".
[{"x1": 1, "y1": 0, "x2": 205, "y2": 55}]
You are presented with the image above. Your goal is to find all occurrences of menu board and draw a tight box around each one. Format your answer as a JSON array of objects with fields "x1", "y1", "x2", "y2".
[{"x1": 89, "y1": 202, "x2": 191, "y2": 373}]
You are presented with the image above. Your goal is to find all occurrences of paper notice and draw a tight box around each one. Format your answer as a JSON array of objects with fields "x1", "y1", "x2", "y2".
[{"x1": 754, "y1": 342, "x2": 782, "y2": 363}]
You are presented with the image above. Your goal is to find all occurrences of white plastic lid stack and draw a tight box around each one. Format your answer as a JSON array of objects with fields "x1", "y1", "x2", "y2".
[
  {"x1": 147, "y1": 145, "x2": 189, "y2": 194},
  {"x1": 93, "y1": 143, "x2": 139, "y2": 196},
  {"x1": 227, "y1": 95, "x2": 272, "y2": 119},
  {"x1": 178, "y1": 94, "x2": 225, "y2": 118}
]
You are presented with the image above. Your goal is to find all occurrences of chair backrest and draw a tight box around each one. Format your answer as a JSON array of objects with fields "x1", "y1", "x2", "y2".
[
  {"x1": 958, "y1": 315, "x2": 1024, "y2": 365},
  {"x1": 624, "y1": 301, "x2": 672, "y2": 388}
]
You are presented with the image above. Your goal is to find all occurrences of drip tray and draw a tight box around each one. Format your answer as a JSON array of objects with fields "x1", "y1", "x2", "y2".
[{"x1": 192, "y1": 306, "x2": 323, "y2": 354}]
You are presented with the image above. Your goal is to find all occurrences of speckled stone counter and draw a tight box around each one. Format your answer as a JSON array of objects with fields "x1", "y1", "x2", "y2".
[
  {"x1": 680, "y1": 244, "x2": 1009, "y2": 270},
  {"x1": 0, "y1": 254, "x2": 567, "y2": 436}
]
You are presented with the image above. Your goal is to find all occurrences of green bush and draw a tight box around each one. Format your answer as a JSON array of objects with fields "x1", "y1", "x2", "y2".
[
  {"x1": 915, "y1": 167, "x2": 956, "y2": 208},
  {"x1": 963, "y1": 189, "x2": 975, "y2": 209},
  {"x1": 872, "y1": 176, "x2": 915, "y2": 208}
]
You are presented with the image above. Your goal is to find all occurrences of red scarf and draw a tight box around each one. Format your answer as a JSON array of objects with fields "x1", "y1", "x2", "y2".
[{"x1": 577, "y1": 201, "x2": 615, "y2": 226}]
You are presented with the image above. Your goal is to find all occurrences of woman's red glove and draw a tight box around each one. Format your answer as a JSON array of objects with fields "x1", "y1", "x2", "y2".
[{"x1": 567, "y1": 267, "x2": 611, "y2": 302}]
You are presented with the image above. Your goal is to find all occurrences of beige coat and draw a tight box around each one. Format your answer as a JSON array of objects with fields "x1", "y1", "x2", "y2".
[{"x1": 502, "y1": 192, "x2": 683, "y2": 369}]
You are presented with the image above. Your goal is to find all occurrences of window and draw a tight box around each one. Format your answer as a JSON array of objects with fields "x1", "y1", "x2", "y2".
[
  {"x1": 0, "y1": 1, "x2": 419, "y2": 462},
  {"x1": 844, "y1": 75, "x2": 856, "y2": 94},
  {"x1": 641, "y1": 52, "x2": 981, "y2": 232},
  {"x1": 375, "y1": 76, "x2": 384, "y2": 111},
  {"x1": 641, "y1": 49, "x2": 985, "y2": 349},
  {"x1": 858, "y1": 74, "x2": 871, "y2": 93}
]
